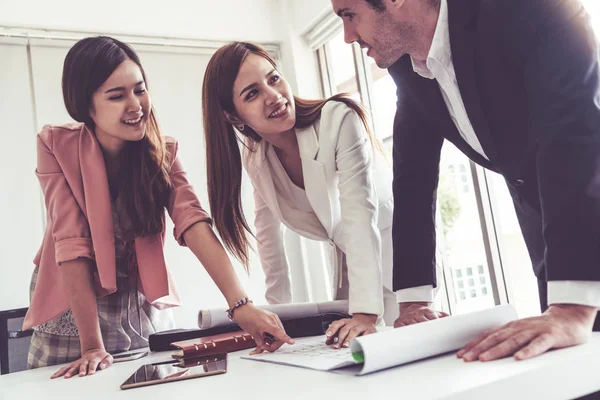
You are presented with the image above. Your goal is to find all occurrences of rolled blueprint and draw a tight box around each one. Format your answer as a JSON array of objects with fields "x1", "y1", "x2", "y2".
[
  {"x1": 198, "y1": 300, "x2": 349, "y2": 329},
  {"x1": 352, "y1": 304, "x2": 518, "y2": 375}
]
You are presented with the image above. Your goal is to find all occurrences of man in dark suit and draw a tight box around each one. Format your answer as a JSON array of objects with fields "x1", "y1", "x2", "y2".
[{"x1": 331, "y1": 0, "x2": 600, "y2": 361}]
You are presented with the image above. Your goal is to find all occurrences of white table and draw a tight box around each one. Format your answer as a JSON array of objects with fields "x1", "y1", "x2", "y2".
[{"x1": 2, "y1": 334, "x2": 600, "y2": 400}]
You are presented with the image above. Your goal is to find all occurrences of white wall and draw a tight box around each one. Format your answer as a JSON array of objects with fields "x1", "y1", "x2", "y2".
[
  {"x1": 0, "y1": 39, "x2": 45, "y2": 312},
  {"x1": 288, "y1": 0, "x2": 332, "y2": 34},
  {"x1": 0, "y1": 0, "x2": 332, "y2": 101},
  {"x1": 0, "y1": 0, "x2": 282, "y2": 42},
  {"x1": 0, "y1": 0, "x2": 335, "y2": 326},
  {"x1": 276, "y1": 1, "x2": 320, "y2": 99},
  {"x1": 276, "y1": 0, "x2": 333, "y2": 99}
]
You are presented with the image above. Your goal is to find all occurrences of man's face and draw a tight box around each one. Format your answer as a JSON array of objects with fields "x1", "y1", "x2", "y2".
[{"x1": 331, "y1": 0, "x2": 419, "y2": 68}]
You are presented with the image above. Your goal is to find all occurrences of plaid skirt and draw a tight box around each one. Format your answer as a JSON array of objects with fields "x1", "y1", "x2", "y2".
[{"x1": 27, "y1": 268, "x2": 174, "y2": 369}]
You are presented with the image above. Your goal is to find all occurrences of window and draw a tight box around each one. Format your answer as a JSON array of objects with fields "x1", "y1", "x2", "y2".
[
  {"x1": 480, "y1": 276, "x2": 486, "y2": 285},
  {"x1": 316, "y1": 26, "x2": 506, "y2": 316},
  {"x1": 364, "y1": 54, "x2": 397, "y2": 143},
  {"x1": 482, "y1": 287, "x2": 489, "y2": 296},
  {"x1": 319, "y1": 32, "x2": 361, "y2": 102},
  {"x1": 477, "y1": 265, "x2": 484, "y2": 274},
  {"x1": 468, "y1": 278, "x2": 475, "y2": 287},
  {"x1": 482, "y1": 171, "x2": 539, "y2": 317},
  {"x1": 470, "y1": 289, "x2": 477, "y2": 298}
]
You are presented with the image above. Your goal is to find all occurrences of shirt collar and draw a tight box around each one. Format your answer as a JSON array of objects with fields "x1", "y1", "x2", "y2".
[{"x1": 411, "y1": 0, "x2": 451, "y2": 79}]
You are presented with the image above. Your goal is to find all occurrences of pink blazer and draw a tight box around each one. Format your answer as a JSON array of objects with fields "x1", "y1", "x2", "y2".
[{"x1": 23, "y1": 123, "x2": 211, "y2": 330}]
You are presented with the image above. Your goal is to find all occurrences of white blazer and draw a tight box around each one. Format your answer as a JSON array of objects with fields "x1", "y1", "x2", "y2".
[{"x1": 242, "y1": 101, "x2": 393, "y2": 316}]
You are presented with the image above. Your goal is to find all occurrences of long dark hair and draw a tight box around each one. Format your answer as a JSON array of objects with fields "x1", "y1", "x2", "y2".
[
  {"x1": 202, "y1": 41, "x2": 383, "y2": 268},
  {"x1": 62, "y1": 36, "x2": 171, "y2": 237}
]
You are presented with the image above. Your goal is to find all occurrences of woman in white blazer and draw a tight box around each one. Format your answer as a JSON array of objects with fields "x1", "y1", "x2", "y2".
[{"x1": 202, "y1": 42, "x2": 396, "y2": 348}]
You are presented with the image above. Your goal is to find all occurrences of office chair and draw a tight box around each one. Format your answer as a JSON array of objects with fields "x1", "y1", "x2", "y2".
[{"x1": 0, "y1": 307, "x2": 33, "y2": 374}]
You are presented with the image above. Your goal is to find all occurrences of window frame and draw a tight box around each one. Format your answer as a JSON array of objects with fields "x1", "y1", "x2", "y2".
[{"x1": 313, "y1": 25, "x2": 517, "y2": 315}]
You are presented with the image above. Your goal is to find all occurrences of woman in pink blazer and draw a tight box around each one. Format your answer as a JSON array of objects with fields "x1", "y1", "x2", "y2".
[{"x1": 25, "y1": 36, "x2": 292, "y2": 378}]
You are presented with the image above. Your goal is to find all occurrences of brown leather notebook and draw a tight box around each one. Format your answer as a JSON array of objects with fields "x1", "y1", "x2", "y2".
[{"x1": 171, "y1": 331, "x2": 256, "y2": 359}]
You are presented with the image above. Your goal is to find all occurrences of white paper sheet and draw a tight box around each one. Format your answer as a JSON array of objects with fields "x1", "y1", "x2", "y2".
[
  {"x1": 241, "y1": 336, "x2": 357, "y2": 370},
  {"x1": 197, "y1": 300, "x2": 349, "y2": 329},
  {"x1": 241, "y1": 305, "x2": 518, "y2": 375}
]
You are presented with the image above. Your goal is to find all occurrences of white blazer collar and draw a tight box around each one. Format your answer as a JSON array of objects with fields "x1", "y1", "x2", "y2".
[
  {"x1": 296, "y1": 122, "x2": 336, "y2": 236},
  {"x1": 242, "y1": 125, "x2": 335, "y2": 236},
  {"x1": 243, "y1": 123, "x2": 319, "y2": 171},
  {"x1": 296, "y1": 123, "x2": 319, "y2": 160}
]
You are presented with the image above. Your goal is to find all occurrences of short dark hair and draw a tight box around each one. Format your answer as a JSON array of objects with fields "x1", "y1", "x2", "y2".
[
  {"x1": 365, "y1": 0, "x2": 440, "y2": 11},
  {"x1": 365, "y1": 0, "x2": 385, "y2": 11}
]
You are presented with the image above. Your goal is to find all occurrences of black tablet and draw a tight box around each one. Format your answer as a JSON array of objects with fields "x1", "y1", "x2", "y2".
[{"x1": 120, "y1": 353, "x2": 227, "y2": 390}]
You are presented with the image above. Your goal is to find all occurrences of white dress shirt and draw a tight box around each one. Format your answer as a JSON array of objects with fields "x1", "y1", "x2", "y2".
[{"x1": 397, "y1": 0, "x2": 600, "y2": 310}]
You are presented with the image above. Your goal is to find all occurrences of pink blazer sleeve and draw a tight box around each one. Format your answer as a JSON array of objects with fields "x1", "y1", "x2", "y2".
[
  {"x1": 36, "y1": 127, "x2": 94, "y2": 264},
  {"x1": 165, "y1": 139, "x2": 212, "y2": 245}
]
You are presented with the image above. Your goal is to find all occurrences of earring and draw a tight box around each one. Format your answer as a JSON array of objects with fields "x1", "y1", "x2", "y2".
[{"x1": 237, "y1": 124, "x2": 245, "y2": 132}]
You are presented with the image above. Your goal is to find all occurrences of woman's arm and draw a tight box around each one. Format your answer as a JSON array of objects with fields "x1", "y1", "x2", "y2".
[
  {"x1": 164, "y1": 140, "x2": 293, "y2": 352},
  {"x1": 325, "y1": 103, "x2": 385, "y2": 346},
  {"x1": 36, "y1": 128, "x2": 113, "y2": 378},
  {"x1": 253, "y1": 187, "x2": 292, "y2": 304},
  {"x1": 51, "y1": 258, "x2": 113, "y2": 379},
  {"x1": 332, "y1": 103, "x2": 384, "y2": 316},
  {"x1": 60, "y1": 259, "x2": 103, "y2": 352},
  {"x1": 183, "y1": 222, "x2": 247, "y2": 305},
  {"x1": 183, "y1": 221, "x2": 293, "y2": 352}
]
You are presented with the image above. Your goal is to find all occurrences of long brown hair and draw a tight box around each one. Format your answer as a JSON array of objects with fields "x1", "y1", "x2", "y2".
[
  {"x1": 202, "y1": 41, "x2": 383, "y2": 268},
  {"x1": 62, "y1": 36, "x2": 171, "y2": 237}
]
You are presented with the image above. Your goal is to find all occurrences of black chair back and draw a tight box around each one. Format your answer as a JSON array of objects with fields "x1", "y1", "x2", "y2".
[{"x1": 0, "y1": 308, "x2": 33, "y2": 374}]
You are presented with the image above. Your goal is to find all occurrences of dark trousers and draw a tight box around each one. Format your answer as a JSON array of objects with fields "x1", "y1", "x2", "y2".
[{"x1": 537, "y1": 279, "x2": 600, "y2": 331}]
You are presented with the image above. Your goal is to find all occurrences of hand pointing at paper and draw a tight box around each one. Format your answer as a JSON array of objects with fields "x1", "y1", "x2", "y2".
[
  {"x1": 325, "y1": 313, "x2": 378, "y2": 348},
  {"x1": 233, "y1": 303, "x2": 294, "y2": 354}
]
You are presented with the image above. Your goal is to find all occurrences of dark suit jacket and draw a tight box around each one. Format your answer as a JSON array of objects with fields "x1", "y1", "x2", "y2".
[{"x1": 390, "y1": 0, "x2": 600, "y2": 295}]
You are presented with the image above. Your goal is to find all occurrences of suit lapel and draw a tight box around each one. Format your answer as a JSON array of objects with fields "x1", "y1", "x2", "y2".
[
  {"x1": 296, "y1": 124, "x2": 334, "y2": 235},
  {"x1": 390, "y1": 55, "x2": 493, "y2": 169},
  {"x1": 448, "y1": 0, "x2": 499, "y2": 164}
]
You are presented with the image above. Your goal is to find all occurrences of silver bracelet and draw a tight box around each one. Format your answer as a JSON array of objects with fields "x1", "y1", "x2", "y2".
[{"x1": 226, "y1": 297, "x2": 252, "y2": 322}]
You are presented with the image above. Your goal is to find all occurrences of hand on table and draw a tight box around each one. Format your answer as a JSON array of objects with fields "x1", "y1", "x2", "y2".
[
  {"x1": 457, "y1": 304, "x2": 597, "y2": 362},
  {"x1": 51, "y1": 348, "x2": 113, "y2": 379},
  {"x1": 393, "y1": 302, "x2": 449, "y2": 328}
]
